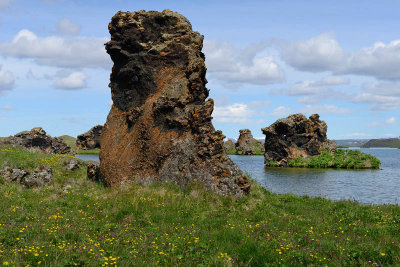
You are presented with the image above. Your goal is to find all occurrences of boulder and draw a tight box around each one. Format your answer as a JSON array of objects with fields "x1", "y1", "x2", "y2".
[
  {"x1": 1, "y1": 166, "x2": 27, "y2": 183},
  {"x1": 76, "y1": 125, "x2": 103, "y2": 150},
  {"x1": 87, "y1": 161, "x2": 101, "y2": 182},
  {"x1": 100, "y1": 10, "x2": 250, "y2": 196},
  {"x1": 224, "y1": 139, "x2": 236, "y2": 153},
  {"x1": 262, "y1": 114, "x2": 337, "y2": 166},
  {"x1": 23, "y1": 165, "x2": 52, "y2": 188},
  {"x1": 235, "y1": 129, "x2": 264, "y2": 155},
  {"x1": 1, "y1": 165, "x2": 52, "y2": 187},
  {"x1": 63, "y1": 159, "x2": 80, "y2": 171},
  {"x1": 7, "y1": 127, "x2": 73, "y2": 154}
]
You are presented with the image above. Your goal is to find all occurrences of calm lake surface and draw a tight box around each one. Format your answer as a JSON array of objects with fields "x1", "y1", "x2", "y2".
[{"x1": 76, "y1": 148, "x2": 400, "y2": 205}]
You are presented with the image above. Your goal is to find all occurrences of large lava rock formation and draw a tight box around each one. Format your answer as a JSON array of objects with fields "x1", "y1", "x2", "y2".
[
  {"x1": 76, "y1": 125, "x2": 103, "y2": 150},
  {"x1": 6, "y1": 127, "x2": 72, "y2": 154},
  {"x1": 235, "y1": 129, "x2": 264, "y2": 155},
  {"x1": 100, "y1": 10, "x2": 250, "y2": 196},
  {"x1": 262, "y1": 114, "x2": 337, "y2": 166}
]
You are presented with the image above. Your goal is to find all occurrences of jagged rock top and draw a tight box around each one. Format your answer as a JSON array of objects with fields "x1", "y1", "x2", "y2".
[
  {"x1": 76, "y1": 125, "x2": 103, "y2": 150},
  {"x1": 262, "y1": 113, "x2": 337, "y2": 165},
  {"x1": 100, "y1": 10, "x2": 250, "y2": 196},
  {"x1": 236, "y1": 129, "x2": 264, "y2": 155},
  {"x1": 6, "y1": 127, "x2": 73, "y2": 155}
]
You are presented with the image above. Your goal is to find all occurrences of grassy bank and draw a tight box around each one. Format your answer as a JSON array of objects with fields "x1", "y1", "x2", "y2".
[
  {"x1": 226, "y1": 147, "x2": 264, "y2": 156},
  {"x1": 75, "y1": 148, "x2": 101, "y2": 155},
  {"x1": 266, "y1": 149, "x2": 381, "y2": 169},
  {"x1": 0, "y1": 147, "x2": 399, "y2": 266}
]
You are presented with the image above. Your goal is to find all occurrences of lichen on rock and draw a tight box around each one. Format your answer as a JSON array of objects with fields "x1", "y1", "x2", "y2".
[
  {"x1": 262, "y1": 113, "x2": 337, "y2": 166},
  {"x1": 76, "y1": 125, "x2": 103, "y2": 150},
  {"x1": 100, "y1": 10, "x2": 250, "y2": 196},
  {"x1": 235, "y1": 129, "x2": 264, "y2": 155},
  {"x1": 6, "y1": 127, "x2": 73, "y2": 155}
]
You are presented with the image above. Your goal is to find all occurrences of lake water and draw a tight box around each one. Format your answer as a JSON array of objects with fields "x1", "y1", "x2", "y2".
[{"x1": 76, "y1": 148, "x2": 400, "y2": 205}]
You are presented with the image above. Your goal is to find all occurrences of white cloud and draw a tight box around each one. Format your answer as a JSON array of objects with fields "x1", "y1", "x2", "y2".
[
  {"x1": 204, "y1": 40, "x2": 284, "y2": 87},
  {"x1": 0, "y1": 0, "x2": 12, "y2": 9},
  {"x1": 285, "y1": 81, "x2": 328, "y2": 96},
  {"x1": 280, "y1": 33, "x2": 344, "y2": 72},
  {"x1": 213, "y1": 103, "x2": 255, "y2": 123},
  {"x1": 56, "y1": 18, "x2": 81, "y2": 35},
  {"x1": 316, "y1": 76, "x2": 350, "y2": 86},
  {"x1": 363, "y1": 81, "x2": 400, "y2": 97},
  {"x1": 53, "y1": 72, "x2": 87, "y2": 90},
  {"x1": 351, "y1": 92, "x2": 400, "y2": 111},
  {"x1": 107, "y1": 100, "x2": 113, "y2": 107},
  {"x1": 386, "y1": 117, "x2": 396, "y2": 124},
  {"x1": 367, "y1": 117, "x2": 396, "y2": 127},
  {"x1": 300, "y1": 104, "x2": 354, "y2": 115},
  {"x1": 343, "y1": 40, "x2": 400, "y2": 80},
  {"x1": 0, "y1": 66, "x2": 15, "y2": 93},
  {"x1": 0, "y1": 105, "x2": 14, "y2": 110},
  {"x1": 270, "y1": 106, "x2": 292, "y2": 116},
  {"x1": 0, "y1": 29, "x2": 111, "y2": 69}
]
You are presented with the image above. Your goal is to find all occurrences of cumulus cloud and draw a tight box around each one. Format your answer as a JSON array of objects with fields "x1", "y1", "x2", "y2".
[
  {"x1": 351, "y1": 92, "x2": 400, "y2": 111},
  {"x1": 316, "y1": 76, "x2": 350, "y2": 86},
  {"x1": 56, "y1": 18, "x2": 81, "y2": 35},
  {"x1": 300, "y1": 104, "x2": 354, "y2": 115},
  {"x1": 343, "y1": 40, "x2": 400, "y2": 80},
  {"x1": 53, "y1": 72, "x2": 87, "y2": 90},
  {"x1": 0, "y1": 66, "x2": 15, "y2": 94},
  {"x1": 0, "y1": 29, "x2": 111, "y2": 69},
  {"x1": 280, "y1": 33, "x2": 344, "y2": 72},
  {"x1": 280, "y1": 33, "x2": 400, "y2": 81},
  {"x1": 249, "y1": 100, "x2": 271, "y2": 108},
  {"x1": 270, "y1": 106, "x2": 292, "y2": 116},
  {"x1": 204, "y1": 40, "x2": 284, "y2": 87},
  {"x1": 386, "y1": 117, "x2": 396, "y2": 124},
  {"x1": 213, "y1": 103, "x2": 255, "y2": 123},
  {"x1": 368, "y1": 117, "x2": 397, "y2": 127}
]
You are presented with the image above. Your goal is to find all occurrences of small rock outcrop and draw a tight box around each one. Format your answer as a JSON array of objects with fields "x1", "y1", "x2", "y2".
[
  {"x1": 76, "y1": 125, "x2": 103, "y2": 150},
  {"x1": 1, "y1": 165, "x2": 52, "y2": 188},
  {"x1": 224, "y1": 139, "x2": 236, "y2": 153},
  {"x1": 63, "y1": 159, "x2": 80, "y2": 171},
  {"x1": 7, "y1": 127, "x2": 73, "y2": 154},
  {"x1": 100, "y1": 10, "x2": 250, "y2": 196},
  {"x1": 87, "y1": 161, "x2": 101, "y2": 182},
  {"x1": 235, "y1": 129, "x2": 264, "y2": 155},
  {"x1": 262, "y1": 114, "x2": 337, "y2": 166}
]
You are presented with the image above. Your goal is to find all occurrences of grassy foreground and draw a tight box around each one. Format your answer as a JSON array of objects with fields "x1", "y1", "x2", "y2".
[
  {"x1": 1, "y1": 148, "x2": 399, "y2": 266},
  {"x1": 266, "y1": 149, "x2": 381, "y2": 169}
]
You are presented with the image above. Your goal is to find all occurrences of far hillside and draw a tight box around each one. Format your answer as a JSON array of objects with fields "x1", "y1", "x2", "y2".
[
  {"x1": 333, "y1": 139, "x2": 369, "y2": 147},
  {"x1": 362, "y1": 138, "x2": 400, "y2": 148},
  {"x1": 57, "y1": 135, "x2": 77, "y2": 149}
]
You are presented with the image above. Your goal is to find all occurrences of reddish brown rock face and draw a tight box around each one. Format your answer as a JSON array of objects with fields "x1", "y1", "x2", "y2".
[
  {"x1": 100, "y1": 10, "x2": 250, "y2": 196},
  {"x1": 262, "y1": 113, "x2": 337, "y2": 166},
  {"x1": 236, "y1": 129, "x2": 264, "y2": 155}
]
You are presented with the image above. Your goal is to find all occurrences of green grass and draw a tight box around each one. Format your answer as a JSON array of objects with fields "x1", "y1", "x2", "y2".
[
  {"x1": 57, "y1": 135, "x2": 77, "y2": 150},
  {"x1": 75, "y1": 148, "x2": 101, "y2": 155},
  {"x1": 0, "y1": 147, "x2": 399, "y2": 266},
  {"x1": 266, "y1": 149, "x2": 381, "y2": 169}
]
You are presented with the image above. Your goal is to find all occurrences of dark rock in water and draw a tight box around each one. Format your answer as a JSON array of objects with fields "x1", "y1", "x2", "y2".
[
  {"x1": 224, "y1": 139, "x2": 236, "y2": 153},
  {"x1": 236, "y1": 129, "x2": 264, "y2": 155},
  {"x1": 23, "y1": 165, "x2": 52, "y2": 188},
  {"x1": 1, "y1": 166, "x2": 27, "y2": 184},
  {"x1": 7, "y1": 127, "x2": 73, "y2": 154},
  {"x1": 262, "y1": 113, "x2": 337, "y2": 166},
  {"x1": 87, "y1": 161, "x2": 101, "y2": 182},
  {"x1": 100, "y1": 10, "x2": 250, "y2": 196},
  {"x1": 76, "y1": 125, "x2": 103, "y2": 150}
]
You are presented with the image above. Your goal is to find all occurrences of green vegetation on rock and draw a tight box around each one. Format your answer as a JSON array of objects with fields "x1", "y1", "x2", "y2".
[
  {"x1": 57, "y1": 135, "x2": 100, "y2": 155},
  {"x1": 0, "y1": 147, "x2": 398, "y2": 266},
  {"x1": 266, "y1": 149, "x2": 381, "y2": 169}
]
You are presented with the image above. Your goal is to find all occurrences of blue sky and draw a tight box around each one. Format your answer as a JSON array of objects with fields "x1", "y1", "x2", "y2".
[{"x1": 0, "y1": 0, "x2": 399, "y2": 140}]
